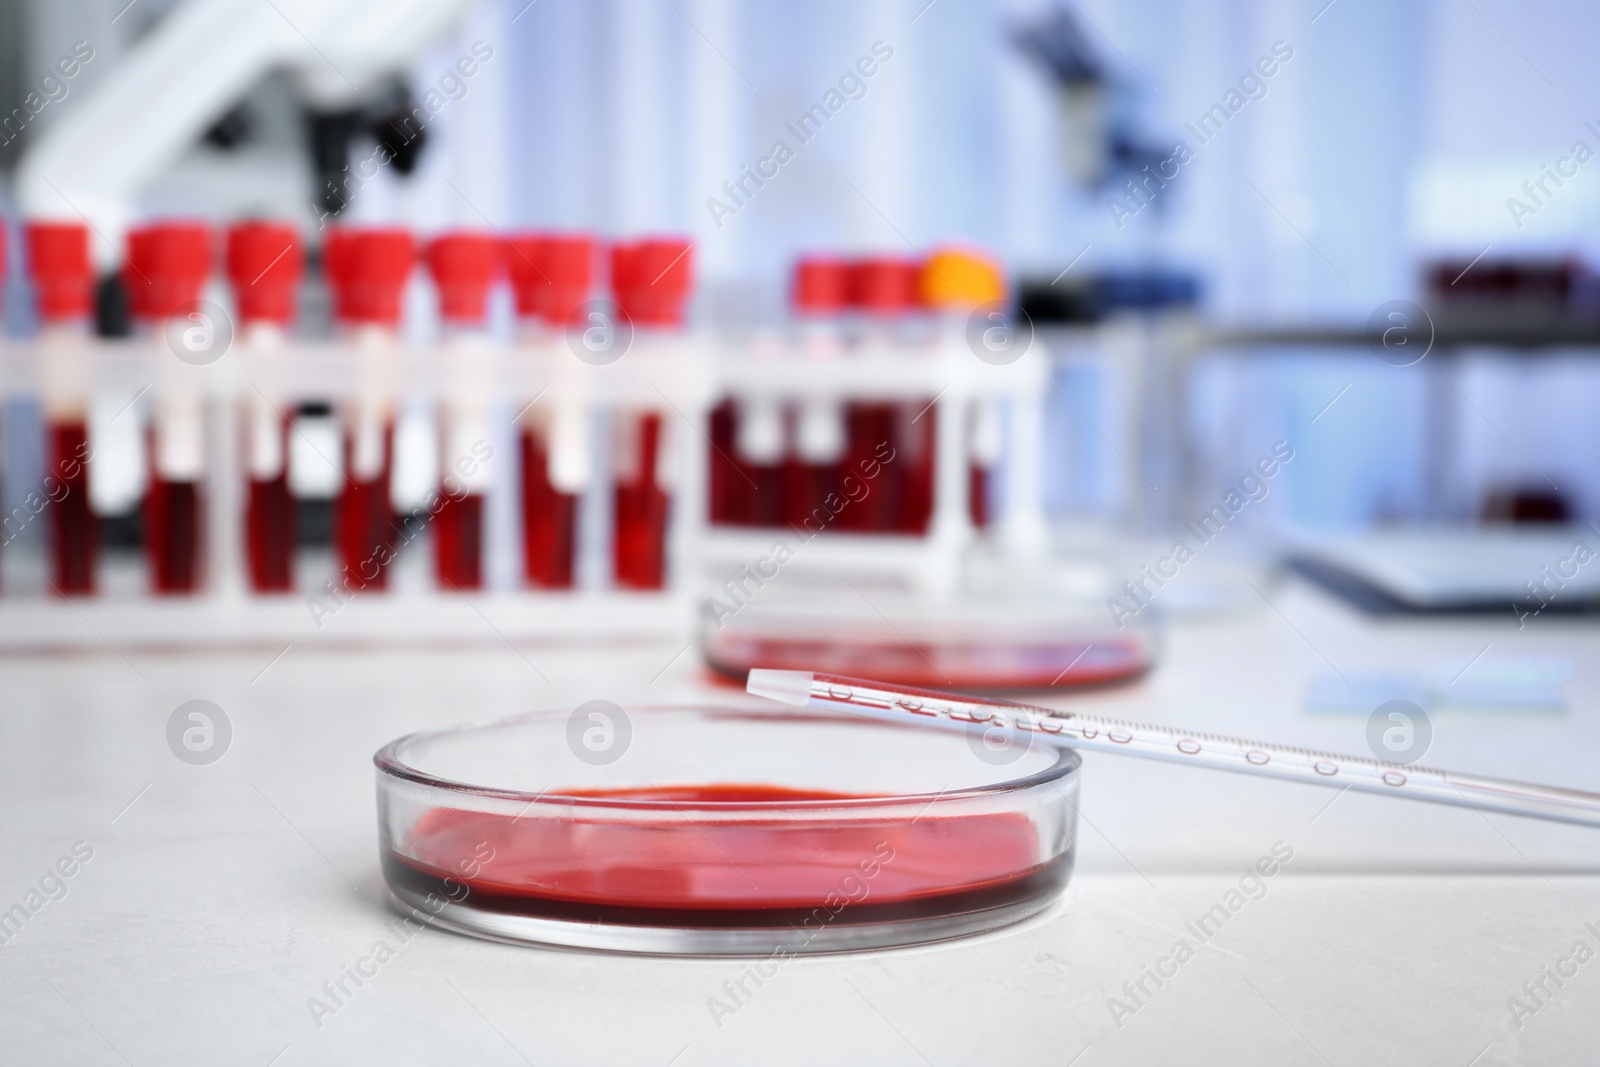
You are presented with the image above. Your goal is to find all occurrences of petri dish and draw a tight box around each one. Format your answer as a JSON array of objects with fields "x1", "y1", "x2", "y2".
[
  {"x1": 375, "y1": 705, "x2": 1079, "y2": 955},
  {"x1": 700, "y1": 593, "x2": 1156, "y2": 690}
]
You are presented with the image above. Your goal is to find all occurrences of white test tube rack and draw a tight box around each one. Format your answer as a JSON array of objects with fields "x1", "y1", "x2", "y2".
[{"x1": 0, "y1": 320, "x2": 1052, "y2": 652}]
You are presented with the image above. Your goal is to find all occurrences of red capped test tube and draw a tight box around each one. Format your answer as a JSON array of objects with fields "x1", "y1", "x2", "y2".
[
  {"x1": 27, "y1": 221, "x2": 98, "y2": 593},
  {"x1": 323, "y1": 227, "x2": 414, "y2": 591},
  {"x1": 844, "y1": 257, "x2": 931, "y2": 533},
  {"x1": 226, "y1": 221, "x2": 303, "y2": 592},
  {"x1": 784, "y1": 256, "x2": 852, "y2": 530},
  {"x1": 508, "y1": 233, "x2": 593, "y2": 589},
  {"x1": 610, "y1": 238, "x2": 692, "y2": 590},
  {"x1": 425, "y1": 231, "x2": 499, "y2": 590},
  {"x1": 125, "y1": 222, "x2": 212, "y2": 593}
]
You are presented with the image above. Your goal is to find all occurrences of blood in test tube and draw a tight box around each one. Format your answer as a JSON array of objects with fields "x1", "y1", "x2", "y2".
[
  {"x1": 610, "y1": 238, "x2": 692, "y2": 590},
  {"x1": 226, "y1": 221, "x2": 303, "y2": 592},
  {"x1": 27, "y1": 221, "x2": 99, "y2": 593},
  {"x1": 508, "y1": 234, "x2": 593, "y2": 588},
  {"x1": 967, "y1": 398, "x2": 1003, "y2": 531},
  {"x1": 733, "y1": 397, "x2": 784, "y2": 528},
  {"x1": 714, "y1": 397, "x2": 781, "y2": 526},
  {"x1": 323, "y1": 228, "x2": 414, "y2": 591},
  {"x1": 425, "y1": 232, "x2": 499, "y2": 590},
  {"x1": 845, "y1": 257, "x2": 926, "y2": 533},
  {"x1": 785, "y1": 257, "x2": 852, "y2": 529},
  {"x1": 919, "y1": 248, "x2": 1007, "y2": 535},
  {"x1": 707, "y1": 398, "x2": 745, "y2": 525},
  {"x1": 125, "y1": 222, "x2": 212, "y2": 593}
]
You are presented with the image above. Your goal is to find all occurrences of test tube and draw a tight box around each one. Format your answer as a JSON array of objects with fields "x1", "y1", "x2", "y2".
[
  {"x1": 425, "y1": 231, "x2": 499, "y2": 591},
  {"x1": 323, "y1": 228, "x2": 414, "y2": 592},
  {"x1": 225, "y1": 221, "x2": 303, "y2": 592},
  {"x1": 847, "y1": 257, "x2": 929, "y2": 533},
  {"x1": 785, "y1": 257, "x2": 850, "y2": 530},
  {"x1": 508, "y1": 233, "x2": 593, "y2": 589},
  {"x1": 27, "y1": 221, "x2": 98, "y2": 594},
  {"x1": 968, "y1": 402, "x2": 1000, "y2": 529},
  {"x1": 918, "y1": 249, "x2": 1007, "y2": 533},
  {"x1": 125, "y1": 222, "x2": 212, "y2": 594},
  {"x1": 733, "y1": 398, "x2": 784, "y2": 528},
  {"x1": 707, "y1": 398, "x2": 743, "y2": 525},
  {"x1": 610, "y1": 238, "x2": 693, "y2": 590}
]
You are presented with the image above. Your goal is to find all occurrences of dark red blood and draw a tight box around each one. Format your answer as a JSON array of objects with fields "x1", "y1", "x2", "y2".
[
  {"x1": 520, "y1": 430, "x2": 578, "y2": 589},
  {"x1": 145, "y1": 478, "x2": 201, "y2": 593},
  {"x1": 434, "y1": 492, "x2": 483, "y2": 590},
  {"x1": 48, "y1": 421, "x2": 97, "y2": 594},
  {"x1": 336, "y1": 427, "x2": 394, "y2": 591},
  {"x1": 613, "y1": 413, "x2": 670, "y2": 589},
  {"x1": 246, "y1": 472, "x2": 296, "y2": 592}
]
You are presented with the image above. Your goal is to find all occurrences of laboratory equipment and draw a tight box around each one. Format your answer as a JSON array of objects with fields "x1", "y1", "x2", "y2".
[
  {"x1": 748, "y1": 670, "x2": 1600, "y2": 828},
  {"x1": 375, "y1": 704, "x2": 1077, "y2": 954},
  {"x1": 28, "y1": 221, "x2": 98, "y2": 594},
  {"x1": 226, "y1": 220, "x2": 303, "y2": 593},
  {"x1": 324, "y1": 226, "x2": 413, "y2": 591}
]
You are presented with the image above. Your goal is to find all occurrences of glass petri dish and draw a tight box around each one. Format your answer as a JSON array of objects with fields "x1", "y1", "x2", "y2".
[
  {"x1": 375, "y1": 705, "x2": 1079, "y2": 956},
  {"x1": 700, "y1": 593, "x2": 1156, "y2": 690}
]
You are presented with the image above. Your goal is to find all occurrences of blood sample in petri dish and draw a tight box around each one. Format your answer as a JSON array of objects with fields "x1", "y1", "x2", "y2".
[
  {"x1": 508, "y1": 233, "x2": 593, "y2": 588},
  {"x1": 374, "y1": 707, "x2": 1080, "y2": 953},
  {"x1": 27, "y1": 221, "x2": 99, "y2": 594},
  {"x1": 384, "y1": 784, "x2": 1061, "y2": 927},
  {"x1": 324, "y1": 228, "x2": 414, "y2": 591},
  {"x1": 226, "y1": 221, "x2": 303, "y2": 592},
  {"x1": 126, "y1": 222, "x2": 212, "y2": 594},
  {"x1": 610, "y1": 238, "x2": 692, "y2": 589},
  {"x1": 700, "y1": 592, "x2": 1156, "y2": 690},
  {"x1": 426, "y1": 231, "x2": 500, "y2": 590}
]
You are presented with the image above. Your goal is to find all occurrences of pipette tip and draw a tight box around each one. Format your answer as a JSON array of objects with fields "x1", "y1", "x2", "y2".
[{"x1": 746, "y1": 669, "x2": 815, "y2": 708}]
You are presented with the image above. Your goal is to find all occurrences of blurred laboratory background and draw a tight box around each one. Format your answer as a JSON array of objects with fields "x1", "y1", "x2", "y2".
[{"x1": 0, "y1": 0, "x2": 1597, "y2": 661}]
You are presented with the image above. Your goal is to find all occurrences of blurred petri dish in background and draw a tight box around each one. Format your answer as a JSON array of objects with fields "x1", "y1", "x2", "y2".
[
  {"x1": 375, "y1": 706, "x2": 1079, "y2": 955},
  {"x1": 699, "y1": 591, "x2": 1157, "y2": 691}
]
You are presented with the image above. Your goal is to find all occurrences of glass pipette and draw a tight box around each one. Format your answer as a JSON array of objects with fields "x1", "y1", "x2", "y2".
[{"x1": 746, "y1": 669, "x2": 1600, "y2": 829}]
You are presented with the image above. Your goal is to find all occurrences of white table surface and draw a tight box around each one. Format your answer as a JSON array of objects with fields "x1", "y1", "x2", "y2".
[{"x1": 2, "y1": 575, "x2": 1598, "y2": 1065}]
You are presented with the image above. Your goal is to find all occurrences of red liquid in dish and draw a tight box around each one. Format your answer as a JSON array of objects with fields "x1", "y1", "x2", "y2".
[
  {"x1": 520, "y1": 430, "x2": 577, "y2": 589},
  {"x1": 383, "y1": 783, "x2": 1066, "y2": 928},
  {"x1": 434, "y1": 492, "x2": 483, "y2": 590},
  {"x1": 47, "y1": 421, "x2": 97, "y2": 594},
  {"x1": 705, "y1": 634, "x2": 1152, "y2": 690}
]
